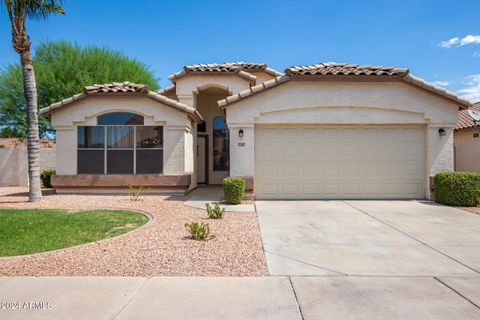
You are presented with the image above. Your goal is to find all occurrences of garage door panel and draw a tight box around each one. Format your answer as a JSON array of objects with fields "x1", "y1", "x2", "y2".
[{"x1": 255, "y1": 126, "x2": 425, "y2": 199}]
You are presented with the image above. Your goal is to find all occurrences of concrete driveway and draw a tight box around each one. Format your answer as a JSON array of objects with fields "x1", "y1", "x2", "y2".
[
  {"x1": 252, "y1": 200, "x2": 480, "y2": 318},
  {"x1": 256, "y1": 200, "x2": 480, "y2": 276}
]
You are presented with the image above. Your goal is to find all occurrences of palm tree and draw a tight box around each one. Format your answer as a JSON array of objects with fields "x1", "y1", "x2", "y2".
[{"x1": 2, "y1": 0, "x2": 64, "y2": 202}]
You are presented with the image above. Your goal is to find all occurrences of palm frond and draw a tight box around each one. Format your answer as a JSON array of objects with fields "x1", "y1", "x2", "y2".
[
  {"x1": 26, "y1": 0, "x2": 65, "y2": 20},
  {"x1": 1, "y1": 0, "x2": 65, "y2": 22}
]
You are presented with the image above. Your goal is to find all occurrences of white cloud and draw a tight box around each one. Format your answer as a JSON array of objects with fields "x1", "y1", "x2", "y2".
[
  {"x1": 439, "y1": 35, "x2": 480, "y2": 48},
  {"x1": 459, "y1": 35, "x2": 480, "y2": 46},
  {"x1": 458, "y1": 74, "x2": 480, "y2": 102},
  {"x1": 440, "y1": 37, "x2": 459, "y2": 48}
]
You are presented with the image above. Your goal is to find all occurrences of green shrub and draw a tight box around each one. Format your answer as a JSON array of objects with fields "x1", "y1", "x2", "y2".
[
  {"x1": 223, "y1": 177, "x2": 245, "y2": 205},
  {"x1": 206, "y1": 203, "x2": 225, "y2": 219},
  {"x1": 40, "y1": 169, "x2": 56, "y2": 188},
  {"x1": 184, "y1": 221, "x2": 215, "y2": 241},
  {"x1": 434, "y1": 172, "x2": 480, "y2": 206}
]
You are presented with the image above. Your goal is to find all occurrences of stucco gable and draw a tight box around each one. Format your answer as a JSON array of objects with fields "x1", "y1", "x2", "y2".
[
  {"x1": 168, "y1": 62, "x2": 283, "y2": 85},
  {"x1": 225, "y1": 80, "x2": 462, "y2": 125},
  {"x1": 40, "y1": 82, "x2": 203, "y2": 123},
  {"x1": 218, "y1": 63, "x2": 472, "y2": 110}
]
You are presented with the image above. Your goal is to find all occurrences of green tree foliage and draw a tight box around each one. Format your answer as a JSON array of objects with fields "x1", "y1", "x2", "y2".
[{"x1": 0, "y1": 40, "x2": 159, "y2": 137}]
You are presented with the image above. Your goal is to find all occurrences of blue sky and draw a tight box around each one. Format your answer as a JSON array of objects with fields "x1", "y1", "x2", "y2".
[{"x1": 1, "y1": 0, "x2": 479, "y2": 101}]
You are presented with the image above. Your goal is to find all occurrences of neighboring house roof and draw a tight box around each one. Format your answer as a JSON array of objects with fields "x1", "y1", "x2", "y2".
[
  {"x1": 456, "y1": 103, "x2": 480, "y2": 130},
  {"x1": 218, "y1": 63, "x2": 472, "y2": 109},
  {"x1": 0, "y1": 138, "x2": 55, "y2": 149},
  {"x1": 168, "y1": 62, "x2": 282, "y2": 83},
  {"x1": 40, "y1": 82, "x2": 203, "y2": 123}
]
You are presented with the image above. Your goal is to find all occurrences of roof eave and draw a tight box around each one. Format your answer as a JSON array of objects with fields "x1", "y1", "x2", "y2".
[
  {"x1": 218, "y1": 75, "x2": 291, "y2": 108},
  {"x1": 403, "y1": 75, "x2": 472, "y2": 109}
]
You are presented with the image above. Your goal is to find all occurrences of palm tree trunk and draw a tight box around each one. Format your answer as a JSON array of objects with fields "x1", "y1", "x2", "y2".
[{"x1": 20, "y1": 50, "x2": 42, "y2": 202}]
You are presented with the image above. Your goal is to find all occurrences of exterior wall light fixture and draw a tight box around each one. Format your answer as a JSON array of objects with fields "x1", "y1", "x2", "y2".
[
  {"x1": 438, "y1": 128, "x2": 446, "y2": 137},
  {"x1": 239, "y1": 129, "x2": 244, "y2": 138}
]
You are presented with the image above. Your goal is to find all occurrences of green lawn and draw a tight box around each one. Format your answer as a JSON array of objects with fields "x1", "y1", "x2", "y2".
[{"x1": 0, "y1": 209, "x2": 148, "y2": 256}]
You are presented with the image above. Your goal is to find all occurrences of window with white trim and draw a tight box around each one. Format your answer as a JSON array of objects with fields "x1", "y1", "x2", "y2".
[{"x1": 77, "y1": 112, "x2": 163, "y2": 174}]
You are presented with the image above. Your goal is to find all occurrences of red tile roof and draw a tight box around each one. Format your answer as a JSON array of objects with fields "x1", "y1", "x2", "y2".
[
  {"x1": 286, "y1": 63, "x2": 408, "y2": 76},
  {"x1": 456, "y1": 103, "x2": 480, "y2": 130}
]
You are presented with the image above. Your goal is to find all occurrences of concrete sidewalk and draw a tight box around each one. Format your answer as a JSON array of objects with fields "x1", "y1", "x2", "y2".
[{"x1": 1, "y1": 276, "x2": 479, "y2": 320}]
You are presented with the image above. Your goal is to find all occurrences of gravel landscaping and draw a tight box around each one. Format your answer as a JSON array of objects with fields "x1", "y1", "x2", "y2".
[
  {"x1": 455, "y1": 206, "x2": 480, "y2": 215},
  {"x1": 0, "y1": 187, "x2": 267, "y2": 276}
]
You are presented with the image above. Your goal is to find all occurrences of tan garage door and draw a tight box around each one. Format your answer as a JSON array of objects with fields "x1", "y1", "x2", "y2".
[{"x1": 255, "y1": 125, "x2": 425, "y2": 199}]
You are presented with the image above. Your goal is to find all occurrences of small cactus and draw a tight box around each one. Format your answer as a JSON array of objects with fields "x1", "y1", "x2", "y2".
[
  {"x1": 185, "y1": 221, "x2": 215, "y2": 241},
  {"x1": 206, "y1": 203, "x2": 225, "y2": 219}
]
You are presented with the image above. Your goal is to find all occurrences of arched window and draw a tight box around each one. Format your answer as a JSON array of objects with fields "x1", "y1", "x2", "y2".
[
  {"x1": 97, "y1": 112, "x2": 144, "y2": 125},
  {"x1": 212, "y1": 116, "x2": 229, "y2": 171}
]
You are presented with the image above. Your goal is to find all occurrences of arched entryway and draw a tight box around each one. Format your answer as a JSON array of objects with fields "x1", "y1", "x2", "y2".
[{"x1": 195, "y1": 86, "x2": 230, "y2": 185}]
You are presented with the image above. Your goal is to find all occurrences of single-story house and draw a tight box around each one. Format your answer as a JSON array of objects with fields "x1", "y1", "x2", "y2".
[
  {"x1": 454, "y1": 103, "x2": 480, "y2": 172},
  {"x1": 41, "y1": 62, "x2": 472, "y2": 199}
]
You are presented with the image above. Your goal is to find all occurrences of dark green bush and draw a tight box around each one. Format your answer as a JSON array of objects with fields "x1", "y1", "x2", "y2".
[
  {"x1": 434, "y1": 172, "x2": 480, "y2": 206},
  {"x1": 40, "y1": 169, "x2": 56, "y2": 188},
  {"x1": 223, "y1": 177, "x2": 245, "y2": 205}
]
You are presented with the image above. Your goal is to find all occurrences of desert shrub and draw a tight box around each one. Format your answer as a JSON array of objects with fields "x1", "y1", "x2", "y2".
[
  {"x1": 0, "y1": 144, "x2": 5, "y2": 148},
  {"x1": 184, "y1": 221, "x2": 215, "y2": 241},
  {"x1": 127, "y1": 184, "x2": 148, "y2": 201},
  {"x1": 223, "y1": 177, "x2": 245, "y2": 205},
  {"x1": 40, "y1": 169, "x2": 56, "y2": 188},
  {"x1": 434, "y1": 172, "x2": 480, "y2": 206},
  {"x1": 206, "y1": 203, "x2": 225, "y2": 219}
]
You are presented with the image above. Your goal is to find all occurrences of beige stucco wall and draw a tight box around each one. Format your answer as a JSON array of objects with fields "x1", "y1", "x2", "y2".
[
  {"x1": 175, "y1": 74, "x2": 252, "y2": 107},
  {"x1": 455, "y1": 128, "x2": 480, "y2": 172},
  {"x1": 49, "y1": 96, "x2": 193, "y2": 176},
  {"x1": 226, "y1": 81, "x2": 460, "y2": 199},
  {"x1": 0, "y1": 148, "x2": 56, "y2": 187}
]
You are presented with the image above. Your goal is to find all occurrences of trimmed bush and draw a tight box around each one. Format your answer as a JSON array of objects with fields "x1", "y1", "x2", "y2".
[
  {"x1": 223, "y1": 177, "x2": 245, "y2": 205},
  {"x1": 434, "y1": 172, "x2": 480, "y2": 206},
  {"x1": 40, "y1": 169, "x2": 56, "y2": 188}
]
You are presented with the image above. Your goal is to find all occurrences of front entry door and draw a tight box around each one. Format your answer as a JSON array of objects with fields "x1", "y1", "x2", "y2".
[{"x1": 197, "y1": 135, "x2": 207, "y2": 184}]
